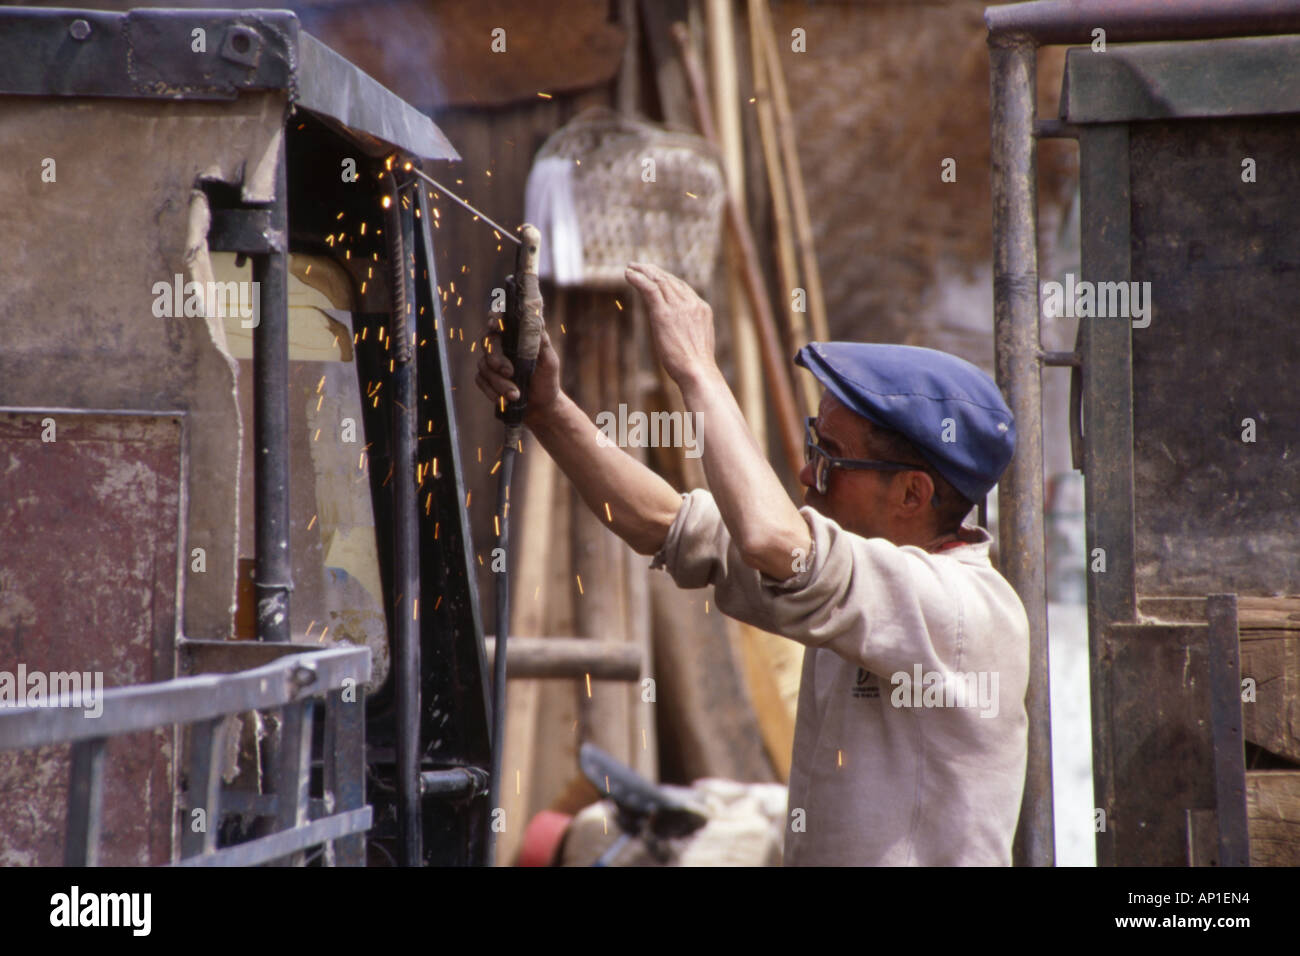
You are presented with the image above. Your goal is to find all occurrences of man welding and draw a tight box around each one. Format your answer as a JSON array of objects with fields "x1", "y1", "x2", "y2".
[{"x1": 476, "y1": 262, "x2": 1029, "y2": 866}]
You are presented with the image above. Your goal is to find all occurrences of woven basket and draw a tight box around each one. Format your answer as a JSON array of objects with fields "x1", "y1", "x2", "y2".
[{"x1": 524, "y1": 108, "x2": 726, "y2": 292}]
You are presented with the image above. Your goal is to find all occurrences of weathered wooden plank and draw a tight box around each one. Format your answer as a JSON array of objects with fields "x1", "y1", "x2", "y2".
[{"x1": 1246, "y1": 771, "x2": 1300, "y2": 867}]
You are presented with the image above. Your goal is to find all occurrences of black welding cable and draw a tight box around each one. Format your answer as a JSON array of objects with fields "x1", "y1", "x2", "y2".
[{"x1": 487, "y1": 225, "x2": 543, "y2": 866}]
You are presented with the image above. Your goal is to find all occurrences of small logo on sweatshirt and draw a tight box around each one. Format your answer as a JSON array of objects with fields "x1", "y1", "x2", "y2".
[{"x1": 851, "y1": 667, "x2": 880, "y2": 699}]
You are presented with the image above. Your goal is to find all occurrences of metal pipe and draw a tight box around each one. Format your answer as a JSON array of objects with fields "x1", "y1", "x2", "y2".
[
  {"x1": 385, "y1": 171, "x2": 422, "y2": 866},
  {"x1": 986, "y1": 0, "x2": 1300, "y2": 45},
  {"x1": 421, "y1": 767, "x2": 489, "y2": 799},
  {"x1": 989, "y1": 34, "x2": 1055, "y2": 868},
  {"x1": 253, "y1": 144, "x2": 292, "y2": 643}
]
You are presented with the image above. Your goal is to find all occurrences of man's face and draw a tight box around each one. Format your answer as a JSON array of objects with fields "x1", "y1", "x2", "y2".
[{"x1": 799, "y1": 393, "x2": 897, "y2": 540}]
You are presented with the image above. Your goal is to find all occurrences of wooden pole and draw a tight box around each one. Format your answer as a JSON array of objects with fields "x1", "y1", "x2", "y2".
[
  {"x1": 747, "y1": 0, "x2": 818, "y2": 418},
  {"x1": 706, "y1": 0, "x2": 767, "y2": 454},
  {"x1": 750, "y1": 0, "x2": 830, "y2": 344},
  {"x1": 675, "y1": 21, "x2": 804, "y2": 477},
  {"x1": 496, "y1": 429, "x2": 556, "y2": 865}
]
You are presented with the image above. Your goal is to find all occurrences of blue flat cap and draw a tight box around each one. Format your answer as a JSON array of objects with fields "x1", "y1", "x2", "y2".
[{"x1": 795, "y1": 342, "x2": 1015, "y2": 504}]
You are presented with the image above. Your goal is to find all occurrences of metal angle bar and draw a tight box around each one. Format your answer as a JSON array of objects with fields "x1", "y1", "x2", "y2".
[
  {"x1": 171, "y1": 807, "x2": 373, "y2": 867},
  {"x1": 64, "y1": 736, "x2": 108, "y2": 866},
  {"x1": 1206, "y1": 594, "x2": 1250, "y2": 867},
  {"x1": 0, "y1": 646, "x2": 370, "y2": 750}
]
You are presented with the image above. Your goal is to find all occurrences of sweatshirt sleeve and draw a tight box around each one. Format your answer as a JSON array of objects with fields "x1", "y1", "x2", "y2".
[{"x1": 649, "y1": 489, "x2": 961, "y2": 677}]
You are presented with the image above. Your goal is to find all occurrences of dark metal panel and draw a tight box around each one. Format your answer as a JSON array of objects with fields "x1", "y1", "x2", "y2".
[
  {"x1": 297, "y1": 33, "x2": 459, "y2": 163},
  {"x1": 986, "y1": 0, "x2": 1300, "y2": 45},
  {"x1": 1099, "y1": 622, "x2": 1216, "y2": 865},
  {"x1": 1127, "y1": 117, "x2": 1300, "y2": 596},
  {"x1": 988, "y1": 35, "x2": 1054, "y2": 868},
  {"x1": 1063, "y1": 36, "x2": 1300, "y2": 124},
  {"x1": 1206, "y1": 594, "x2": 1250, "y2": 867}
]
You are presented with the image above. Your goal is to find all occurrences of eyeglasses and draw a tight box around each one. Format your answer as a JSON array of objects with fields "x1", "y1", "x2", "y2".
[{"x1": 803, "y1": 417, "x2": 924, "y2": 495}]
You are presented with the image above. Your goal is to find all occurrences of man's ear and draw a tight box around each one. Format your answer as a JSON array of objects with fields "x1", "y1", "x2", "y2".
[{"x1": 895, "y1": 470, "x2": 935, "y2": 516}]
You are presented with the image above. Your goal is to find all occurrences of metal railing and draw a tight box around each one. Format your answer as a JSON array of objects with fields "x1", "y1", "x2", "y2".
[{"x1": 0, "y1": 645, "x2": 372, "y2": 866}]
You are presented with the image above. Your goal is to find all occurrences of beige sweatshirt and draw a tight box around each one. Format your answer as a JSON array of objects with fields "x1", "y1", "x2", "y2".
[{"x1": 650, "y1": 489, "x2": 1029, "y2": 866}]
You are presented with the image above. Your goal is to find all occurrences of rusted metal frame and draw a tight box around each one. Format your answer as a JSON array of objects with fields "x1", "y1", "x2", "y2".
[
  {"x1": 989, "y1": 32, "x2": 1055, "y2": 868},
  {"x1": 180, "y1": 717, "x2": 226, "y2": 859},
  {"x1": 252, "y1": 138, "x2": 293, "y2": 643},
  {"x1": 324, "y1": 688, "x2": 367, "y2": 865},
  {"x1": 0, "y1": 9, "x2": 458, "y2": 165},
  {"x1": 413, "y1": 182, "x2": 493, "y2": 866},
  {"x1": 1206, "y1": 594, "x2": 1250, "y2": 867},
  {"x1": 173, "y1": 806, "x2": 373, "y2": 867},
  {"x1": 0, "y1": 646, "x2": 370, "y2": 750},
  {"x1": 986, "y1": 0, "x2": 1300, "y2": 46},
  {"x1": 0, "y1": 8, "x2": 297, "y2": 100},
  {"x1": 64, "y1": 736, "x2": 108, "y2": 866},
  {"x1": 1077, "y1": 123, "x2": 1137, "y2": 868}
]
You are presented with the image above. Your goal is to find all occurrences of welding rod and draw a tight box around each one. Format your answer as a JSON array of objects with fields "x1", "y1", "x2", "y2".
[{"x1": 406, "y1": 165, "x2": 522, "y2": 245}]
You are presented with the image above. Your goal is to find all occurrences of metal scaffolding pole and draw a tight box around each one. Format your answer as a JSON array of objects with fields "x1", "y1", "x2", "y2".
[{"x1": 989, "y1": 32, "x2": 1055, "y2": 867}]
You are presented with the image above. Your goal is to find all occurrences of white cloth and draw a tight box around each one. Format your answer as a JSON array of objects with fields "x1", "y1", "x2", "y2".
[
  {"x1": 650, "y1": 489, "x2": 1029, "y2": 866},
  {"x1": 523, "y1": 155, "x2": 585, "y2": 286}
]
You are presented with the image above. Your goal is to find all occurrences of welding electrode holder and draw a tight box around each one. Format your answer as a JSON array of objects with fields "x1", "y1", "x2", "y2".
[{"x1": 495, "y1": 224, "x2": 544, "y2": 442}]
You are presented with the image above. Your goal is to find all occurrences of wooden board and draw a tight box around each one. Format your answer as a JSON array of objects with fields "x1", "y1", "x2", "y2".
[{"x1": 1247, "y1": 770, "x2": 1300, "y2": 867}]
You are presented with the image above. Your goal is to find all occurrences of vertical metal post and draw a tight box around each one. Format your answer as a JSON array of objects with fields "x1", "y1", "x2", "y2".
[
  {"x1": 325, "y1": 687, "x2": 367, "y2": 866},
  {"x1": 273, "y1": 698, "x2": 313, "y2": 866},
  {"x1": 254, "y1": 140, "x2": 292, "y2": 643},
  {"x1": 181, "y1": 717, "x2": 225, "y2": 859},
  {"x1": 386, "y1": 173, "x2": 422, "y2": 866},
  {"x1": 65, "y1": 736, "x2": 107, "y2": 866},
  {"x1": 989, "y1": 33, "x2": 1055, "y2": 867}
]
